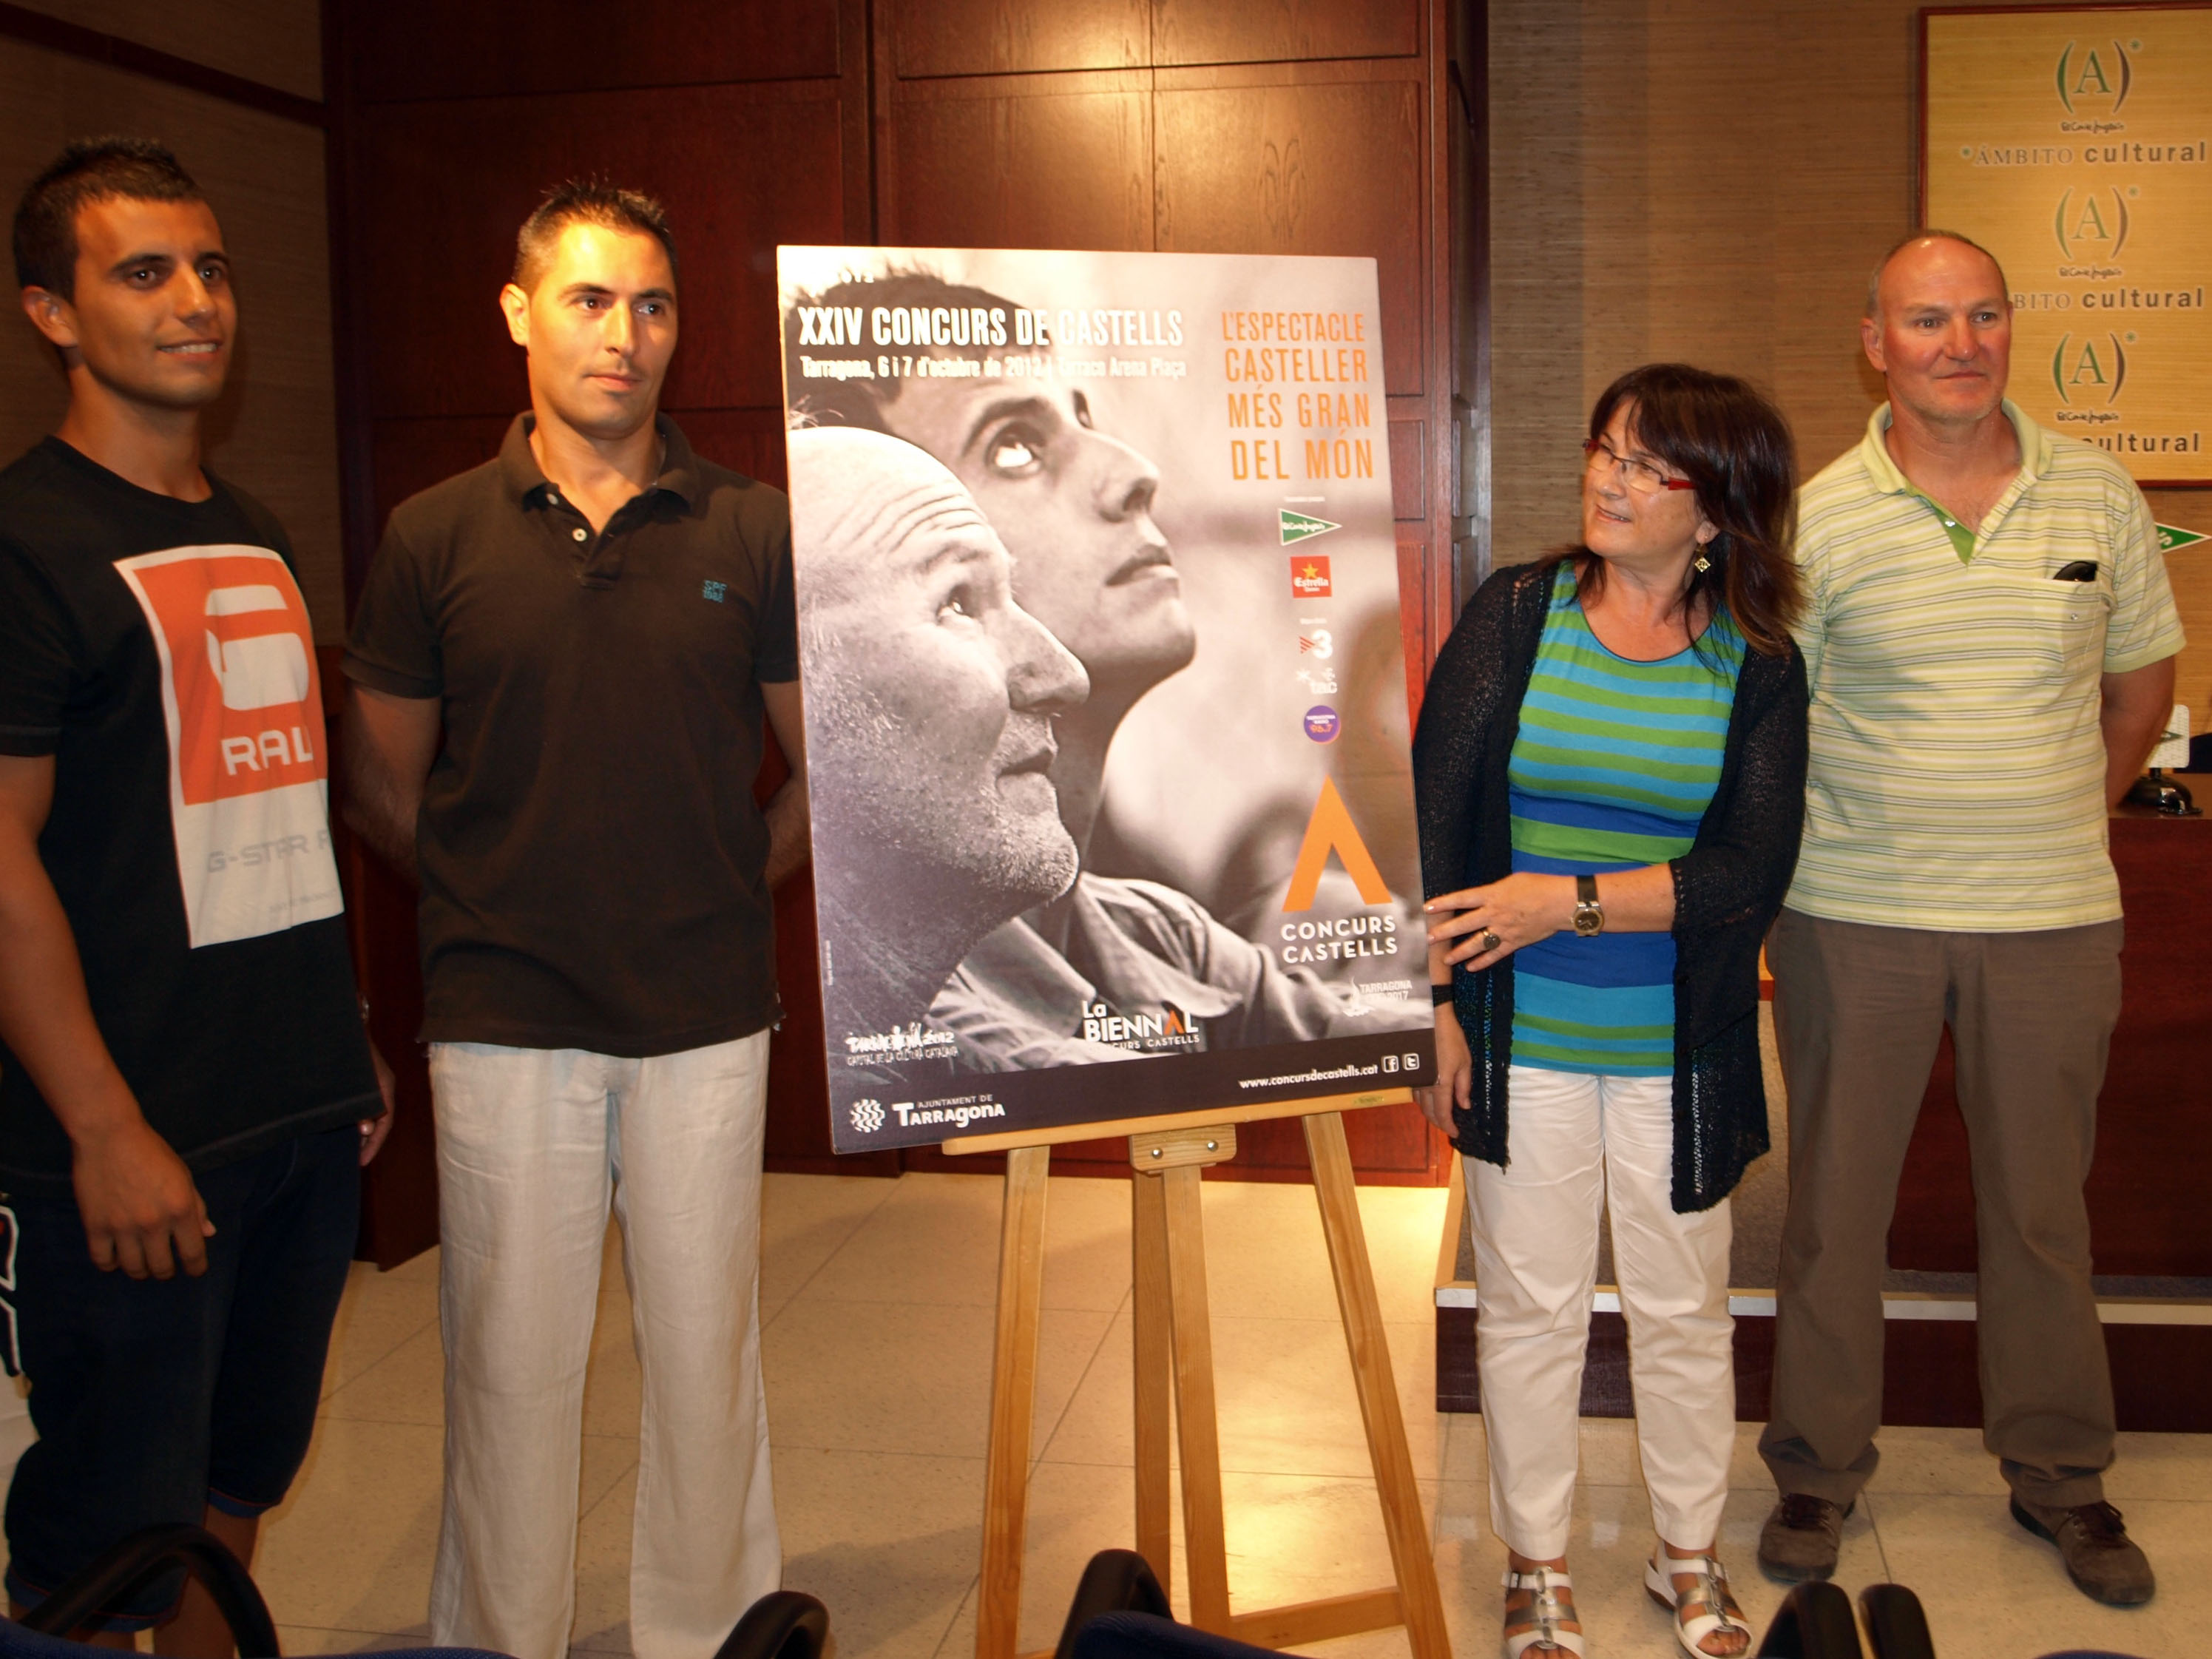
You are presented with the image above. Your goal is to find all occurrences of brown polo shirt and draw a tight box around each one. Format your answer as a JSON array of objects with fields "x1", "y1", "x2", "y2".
[{"x1": 343, "y1": 413, "x2": 797, "y2": 1056}]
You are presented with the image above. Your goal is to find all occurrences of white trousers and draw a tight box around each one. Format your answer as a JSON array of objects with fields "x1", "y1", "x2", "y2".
[
  {"x1": 427, "y1": 1034, "x2": 779, "y2": 1659},
  {"x1": 1467, "y1": 1064, "x2": 1735, "y2": 1560}
]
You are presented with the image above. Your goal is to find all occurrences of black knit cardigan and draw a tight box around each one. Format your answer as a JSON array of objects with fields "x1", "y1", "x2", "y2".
[{"x1": 1411, "y1": 561, "x2": 1810, "y2": 1212}]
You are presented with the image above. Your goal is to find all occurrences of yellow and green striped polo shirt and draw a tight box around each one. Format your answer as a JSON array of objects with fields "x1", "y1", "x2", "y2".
[{"x1": 1786, "y1": 401, "x2": 2185, "y2": 931}]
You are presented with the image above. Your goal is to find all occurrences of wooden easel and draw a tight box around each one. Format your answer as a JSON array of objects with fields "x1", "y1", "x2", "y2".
[{"x1": 942, "y1": 1089, "x2": 1452, "y2": 1659}]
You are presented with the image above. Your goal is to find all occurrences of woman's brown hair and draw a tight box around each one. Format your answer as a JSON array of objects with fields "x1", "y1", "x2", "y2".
[{"x1": 1564, "y1": 362, "x2": 1803, "y2": 658}]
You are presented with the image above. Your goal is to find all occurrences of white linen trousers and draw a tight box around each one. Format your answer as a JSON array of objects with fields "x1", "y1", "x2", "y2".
[
  {"x1": 1467, "y1": 1064, "x2": 1735, "y2": 1560},
  {"x1": 427, "y1": 1033, "x2": 778, "y2": 1659}
]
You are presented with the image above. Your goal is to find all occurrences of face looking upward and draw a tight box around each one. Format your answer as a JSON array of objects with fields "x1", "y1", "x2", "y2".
[
  {"x1": 790, "y1": 428, "x2": 1091, "y2": 918},
  {"x1": 21, "y1": 196, "x2": 234, "y2": 414},
  {"x1": 872, "y1": 378, "x2": 1196, "y2": 701},
  {"x1": 501, "y1": 221, "x2": 677, "y2": 443},
  {"x1": 1863, "y1": 237, "x2": 2012, "y2": 431}
]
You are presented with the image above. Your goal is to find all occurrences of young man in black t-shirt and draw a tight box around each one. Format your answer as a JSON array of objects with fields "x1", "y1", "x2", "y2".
[{"x1": 0, "y1": 141, "x2": 390, "y2": 1653}]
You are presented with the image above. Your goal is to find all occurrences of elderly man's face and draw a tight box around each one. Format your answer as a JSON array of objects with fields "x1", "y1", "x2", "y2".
[
  {"x1": 1863, "y1": 237, "x2": 2012, "y2": 430},
  {"x1": 798, "y1": 433, "x2": 1090, "y2": 910},
  {"x1": 875, "y1": 378, "x2": 1195, "y2": 700}
]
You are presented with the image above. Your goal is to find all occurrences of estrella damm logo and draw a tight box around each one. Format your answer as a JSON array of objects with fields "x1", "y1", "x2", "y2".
[
  {"x1": 2050, "y1": 331, "x2": 2129, "y2": 405},
  {"x1": 2054, "y1": 38, "x2": 2134, "y2": 115},
  {"x1": 2052, "y1": 186, "x2": 2131, "y2": 260}
]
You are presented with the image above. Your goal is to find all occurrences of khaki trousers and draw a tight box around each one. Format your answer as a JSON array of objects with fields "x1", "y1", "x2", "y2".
[{"x1": 1758, "y1": 909, "x2": 2122, "y2": 1509}]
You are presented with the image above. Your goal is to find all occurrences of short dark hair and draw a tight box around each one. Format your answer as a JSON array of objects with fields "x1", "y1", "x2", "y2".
[
  {"x1": 1556, "y1": 362, "x2": 1803, "y2": 659},
  {"x1": 13, "y1": 137, "x2": 203, "y2": 299},
  {"x1": 513, "y1": 179, "x2": 677, "y2": 293},
  {"x1": 1864, "y1": 229, "x2": 2009, "y2": 320},
  {"x1": 783, "y1": 269, "x2": 1023, "y2": 428}
]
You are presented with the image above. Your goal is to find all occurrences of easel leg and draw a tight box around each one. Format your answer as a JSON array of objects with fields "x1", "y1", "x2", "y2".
[
  {"x1": 1132, "y1": 1171, "x2": 1174, "y2": 1591},
  {"x1": 1303, "y1": 1112, "x2": 1453, "y2": 1659},
  {"x1": 1161, "y1": 1163, "x2": 1234, "y2": 1632},
  {"x1": 978, "y1": 1145, "x2": 1051, "y2": 1659}
]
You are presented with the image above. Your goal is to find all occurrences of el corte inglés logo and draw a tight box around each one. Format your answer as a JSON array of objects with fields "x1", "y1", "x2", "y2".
[
  {"x1": 2054, "y1": 38, "x2": 2133, "y2": 116},
  {"x1": 1280, "y1": 508, "x2": 1342, "y2": 544},
  {"x1": 2050, "y1": 330, "x2": 2128, "y2": 405}
]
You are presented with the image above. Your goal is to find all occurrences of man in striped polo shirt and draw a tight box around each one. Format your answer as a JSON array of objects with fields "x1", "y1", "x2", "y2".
[{"x1": 1756, "y1": 232, "x2": 2183, "y2": 1605}]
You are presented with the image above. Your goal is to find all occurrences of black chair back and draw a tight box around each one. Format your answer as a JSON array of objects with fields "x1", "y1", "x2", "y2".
[
  {"x1": 14, "y1": 1525, "x2": 278, "y2": 1658},
  {"x1": 1054, "y1": 1550, "x2": 1174, "y2": 1659},
  {"x1": 1071, "y1": 1612, "x2": 1273, "y2": 1659},
  {"x1": 1756, "y1": 1580, "x2": 1864, "y2": 1658},
  {"x1": 710, "y1": 1589, "x2": 830, "y2": 1659},
  {"x1": 1856, "y1": 1584, "x2": 1935, "y2": 1659}
]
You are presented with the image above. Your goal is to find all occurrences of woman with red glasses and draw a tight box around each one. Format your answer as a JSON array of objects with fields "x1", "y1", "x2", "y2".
[{"x1": 1413, "y1": 363, "x2": 1807, "y2": 1658}]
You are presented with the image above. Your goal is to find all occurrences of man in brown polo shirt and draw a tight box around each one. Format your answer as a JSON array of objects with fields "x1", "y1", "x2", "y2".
[{"x1": 341, "y1": 183, "x2": 805, "y2": 1659}]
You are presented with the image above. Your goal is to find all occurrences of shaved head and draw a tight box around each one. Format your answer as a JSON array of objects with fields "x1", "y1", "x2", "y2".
[
  {"x1": 788, "y1": 426, "x2": 1089, "y2": 936},
  {"x1": 1866, "y1": 229, "x2": 2008, "y2": 322}
]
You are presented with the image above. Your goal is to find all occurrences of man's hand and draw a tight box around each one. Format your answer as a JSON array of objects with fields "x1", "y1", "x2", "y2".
[
  {"x1": 360, "y1": 1041, "x2": 397, "y2": 1166},
  {"x1": 71, "y1": 1114, "x2": 214, "y2": 1279},
  {"x1": 3, "y1": 754, "x2": 214, "y2": 1277}
]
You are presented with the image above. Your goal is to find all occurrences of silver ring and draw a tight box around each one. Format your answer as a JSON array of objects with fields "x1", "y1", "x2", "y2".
[{"x1": 1478, "y1": 928, "x2": 1501, "y2": 953}]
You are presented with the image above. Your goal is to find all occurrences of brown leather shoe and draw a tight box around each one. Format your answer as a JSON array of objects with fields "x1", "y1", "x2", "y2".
[
  {"x1": 2011, "y1": 1497, "x2": 2157, "y2": 1606},
  {"x1": 1756, "y1": 1494, "x2": 1853, "y2": 1583}
]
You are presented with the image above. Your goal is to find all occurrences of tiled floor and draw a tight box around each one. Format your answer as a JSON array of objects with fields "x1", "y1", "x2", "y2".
[{"x1": 11, "y1": 1171, "x2": 2205, "y2": 1658}]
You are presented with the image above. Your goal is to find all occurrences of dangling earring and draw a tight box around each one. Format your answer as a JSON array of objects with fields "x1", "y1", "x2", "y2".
[{"x1": 1692, "y1": 542, "x2": 1712, "y2": 574}]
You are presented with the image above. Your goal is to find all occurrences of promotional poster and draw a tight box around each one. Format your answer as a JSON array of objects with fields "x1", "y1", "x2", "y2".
[{"x1": 777, "y1": 246, "x2": 1435, "y2": 1153}]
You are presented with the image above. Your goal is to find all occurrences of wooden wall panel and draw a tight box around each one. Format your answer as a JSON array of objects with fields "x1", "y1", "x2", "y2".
[
  {"x1": 884, "y1": 72, "x2": 1154, "y2": 250},
  {"x1": 353, "y1": 0, "x2": 840, "y2": 102},
  {"x1": 7, "y1": 0, "x2": 322, "y2": 100},
  {"x1": 1154, "y1": 69, "x2": 1426, "y2": 394},
  {"x1": 356, "y1": 83, "x2": 851, "y2": 421},
  {"x1": 1153, "y1": 0, "x2": 1418, "y2": 67},
  {"x1": 889, "y1": 0, "x2": 1149, "y2": 78},
  {"x1": 327, "y1": 0, "x2": 875, "y2": 1218},
  {"x1": 1389, "y1": 414, "x2": 1424, "y2": 521},
  {"x1": 874, "y1": 0, "x2": 1465, "y2": 1185},
  {"x1": 328, "y1": 0, "x2": 1473, "y2": 1194}
]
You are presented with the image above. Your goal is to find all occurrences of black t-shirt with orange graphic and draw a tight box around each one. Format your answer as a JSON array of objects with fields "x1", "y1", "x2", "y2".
[{"x1": 0, "y1": 439, "x2": 377, "y2": 1187}]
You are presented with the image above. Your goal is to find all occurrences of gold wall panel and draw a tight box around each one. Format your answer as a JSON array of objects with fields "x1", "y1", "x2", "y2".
[{"x1": 1926, "y1": 6, "x2": 2211, "y2": 486}]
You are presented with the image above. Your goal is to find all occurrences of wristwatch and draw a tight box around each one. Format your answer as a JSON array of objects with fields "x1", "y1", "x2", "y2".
[{"x1": 1572, "y1": 874, "x2": 1605, "y2": 937}]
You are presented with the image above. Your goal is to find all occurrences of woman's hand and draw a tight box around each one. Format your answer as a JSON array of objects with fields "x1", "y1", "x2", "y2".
[
  {"x1": 1425, "y1": 872, "x2": 1577, "y2": 967},
  {"x1": 1417, "y1": 1004, "x2": 1472, "y2": 1135}
]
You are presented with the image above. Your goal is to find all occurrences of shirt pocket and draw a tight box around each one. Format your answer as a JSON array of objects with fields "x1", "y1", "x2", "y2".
[{"x1": 1976, "y1": 573, "x2": 2111, "y2": 686}]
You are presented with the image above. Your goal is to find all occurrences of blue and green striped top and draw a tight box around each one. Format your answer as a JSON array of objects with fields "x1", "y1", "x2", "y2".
[{"x1": 1506, "y1": 564, "x2": 1744, "y2": 1076}]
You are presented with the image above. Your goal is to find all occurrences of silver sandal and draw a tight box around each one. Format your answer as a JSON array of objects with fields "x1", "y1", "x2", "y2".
[
  {"x1": 1644, "y1": 1553, "x2": 1749, "y2": 1657},
  {"x1": 1502, "y1": 1564, "x2": 1585, "y2": 1658}
]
